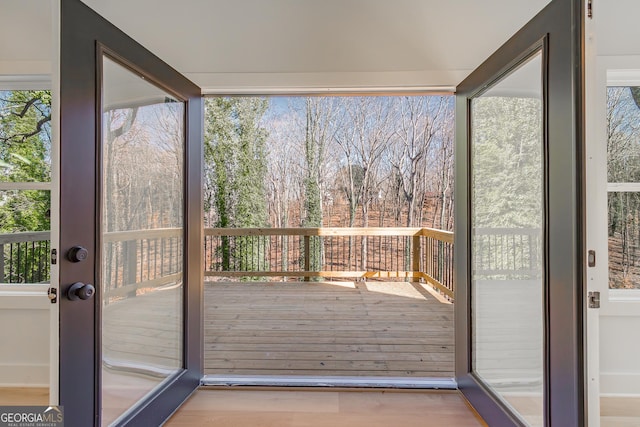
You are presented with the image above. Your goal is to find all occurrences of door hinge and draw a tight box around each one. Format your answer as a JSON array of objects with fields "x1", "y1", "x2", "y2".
[
  {"x1": 47, "y1": 287, "x2": 57, "y2": 304},
  {"x1": 587, "y1": 0, "x2": 593, "y2": 19},
  {"x1": 588, "y1": 291, "x2": 600, "y2": 309},
  {"x1": 51, "y1": 249, "x2": 57, "y2": 265},
  {"x1": 588, "y1": 250, "x2": 596, "y2": 267}
]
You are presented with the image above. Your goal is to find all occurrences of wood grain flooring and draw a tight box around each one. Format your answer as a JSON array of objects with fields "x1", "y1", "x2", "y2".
[
  {"x1": 3, "y1": 387, "x2": 639, "y2": 425},
  {"x1": 205, "y1": 280, "x2": 454, "y2": 377},
  {"x1": 0, "y1": 387, "x2": 48, "y2": 405},
  {"x1": 601, "y1": 396, "x2": 640, "y2": 427},
  {"x1": 165, "y1": 388, "x2": 486, "y2": 427}
]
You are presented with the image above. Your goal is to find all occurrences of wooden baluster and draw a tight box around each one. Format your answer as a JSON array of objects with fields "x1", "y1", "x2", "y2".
[{"x1": 411, "y1": 235, "x2": 421, "y2": 282}]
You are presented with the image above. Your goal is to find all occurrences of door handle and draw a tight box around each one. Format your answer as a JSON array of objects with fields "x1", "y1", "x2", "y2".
[
  {"x1": 67, "y1": 246, "x2": 89, "y2": 263},
  {"x1": 67, "y1": 282, "x2": 95, "y2": 301}
]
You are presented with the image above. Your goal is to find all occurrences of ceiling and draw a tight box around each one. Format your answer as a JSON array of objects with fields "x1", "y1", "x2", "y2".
[
  {"x1": 2, "y1": 0, "x2": 555, "y2": 92},
  {"x1": 0, "y1": 0, "x2": 53, "y2": 77}
]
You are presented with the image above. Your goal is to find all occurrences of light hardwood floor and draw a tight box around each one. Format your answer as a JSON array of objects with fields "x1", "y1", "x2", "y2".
[
  {"x1": 3, "y1": 386, "x2": 640, "y2": 425},
  {"x1": 165, "y1": 388, "x2": 486, "y2": 427},
  {"x1": 601, "y1": 396, "x2": 640, "y2": 427},
  {"x1": 205, "y1": 280, "x2": 454, "y2": 377},
  {"x1": 0, "y1": 387, "x2": 48, "y2": 405}
]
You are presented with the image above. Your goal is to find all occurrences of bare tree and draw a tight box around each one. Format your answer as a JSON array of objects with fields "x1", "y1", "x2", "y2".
[
  {"x1": 389, "y1": 96, "x2": 451, "y2": 227},
  {"x1": 265, "y1": 112, "x2": 304, "y2": 229},
  {"x1": 607, "y1": 87, "x2": 640, "y2": 288},
  {"x1": 333, "y1": 97, "x2": 394, "y2": 267},
  {"x1": 427, "y1": 101, "x2": 455, "y2": 231}
]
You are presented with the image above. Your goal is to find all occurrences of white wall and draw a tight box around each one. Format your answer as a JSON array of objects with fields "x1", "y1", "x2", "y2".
[
  {"x1": 0, "y1": 286, "x2": 50, "y2": 387},
  {"x1": 600, "y1": 315, "x2": 640, "y2": 395}
]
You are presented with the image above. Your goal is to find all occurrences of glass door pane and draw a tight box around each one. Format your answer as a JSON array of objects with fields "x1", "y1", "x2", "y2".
[
  {"x1": 101, "y1": 56, "x2": 185, "y2": 426},
  {"x1": 470, "y1": 51, "x2": 544, "y2": 426}
]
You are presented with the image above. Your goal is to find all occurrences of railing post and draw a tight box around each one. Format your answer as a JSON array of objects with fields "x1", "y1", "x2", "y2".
[
  {"x1": 304, "y1": 235, "x2": 310, "y2": 282},
  {"x1": 281, "y1": 235, "x2": 288, "y2": 281},
  {"x1": 411, "y1": 235, "x2": 421, "y2": 282},
  {"x1": 125, "y1": 240, "x2": 138, "y2": 285}
]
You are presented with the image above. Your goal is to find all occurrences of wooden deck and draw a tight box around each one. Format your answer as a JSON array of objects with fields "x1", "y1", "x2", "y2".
[
  {"x1": 205, "y1": 280, "x2": 454, "y2": 378},
  {"x1": 94, "y1": 279, "x2": 453, "y2": 424}
]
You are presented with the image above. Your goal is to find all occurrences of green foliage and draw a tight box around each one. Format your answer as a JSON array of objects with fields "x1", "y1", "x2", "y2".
[
  {"x1": 0, "y1": 90, "x2": 51, "y2": 183},
  {"x1": 470, "y1": 96, "x2": 543, "y2": 280},
  {"x1": 0, "y1": 90, "x2": 51, "y2": 233},
  {"x1": 0, "y1": 190, "x2": 49, "y2": 233},
  {"x1": 471, "y1": 96, "x2": 543, "y2": 229},
  {"x1": 204, "y1": 97, "x2": 270, "y2": 276},
  {"x1": 301, "y1": 178, "x2": 322, "y2": 274},
  {"x1": 302, "y1": 176, "x2": 322, "y2": 227},
  {"x1": 631, "y1": 87, "x2": 640, "y2": 110}
]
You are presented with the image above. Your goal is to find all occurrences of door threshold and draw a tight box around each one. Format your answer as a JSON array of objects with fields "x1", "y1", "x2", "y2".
[{"x1": 201, "y1": 375, "x2": 456, "y2": 389}]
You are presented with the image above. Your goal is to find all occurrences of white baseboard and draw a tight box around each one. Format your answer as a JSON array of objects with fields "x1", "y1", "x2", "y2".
[
  {"x1": 601, "y1": 373, "x2": 640, "y2": 395},
  {"x1": 0, "y1": 363, "x2": 48, "y2": 388}
]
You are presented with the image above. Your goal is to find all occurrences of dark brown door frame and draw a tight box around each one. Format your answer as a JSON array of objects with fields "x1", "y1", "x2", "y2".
[
  {"x1": 454, "y1": 0, "x2": 584, "y2": 425},
  {"x1": 59, "y1": 0, "x2": 203, "y2": 425}
]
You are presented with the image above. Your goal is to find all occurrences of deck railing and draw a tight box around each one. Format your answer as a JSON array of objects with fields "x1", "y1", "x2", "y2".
[
  {"x1": 473, "y1": 227, "x2": 541, "y2": 280},
  {"x1": 1, "y1": 227, "x2": 543, "y2": 301},
  {"x1": 204, "y1": 227, "x2": 455, "y2": 299},
  {"x1": 102, "y1": 228, "x2": 183, "y2": 303},
  {"x1": 0, "y1": 227, "x2": 456, "y2": 299},
  {"x1": 0, "y1": 231, "x2": 50, "y2": 283}
]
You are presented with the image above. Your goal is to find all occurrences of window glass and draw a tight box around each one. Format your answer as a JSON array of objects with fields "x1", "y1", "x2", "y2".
[{"x1": 607, "y1": 86, "x2": 640, "y2": 289}]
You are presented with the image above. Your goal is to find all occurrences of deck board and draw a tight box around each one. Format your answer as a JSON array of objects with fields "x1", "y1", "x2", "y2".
[{"x1": 205, "y1": 280, "x2": 454, "y2": 377}]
